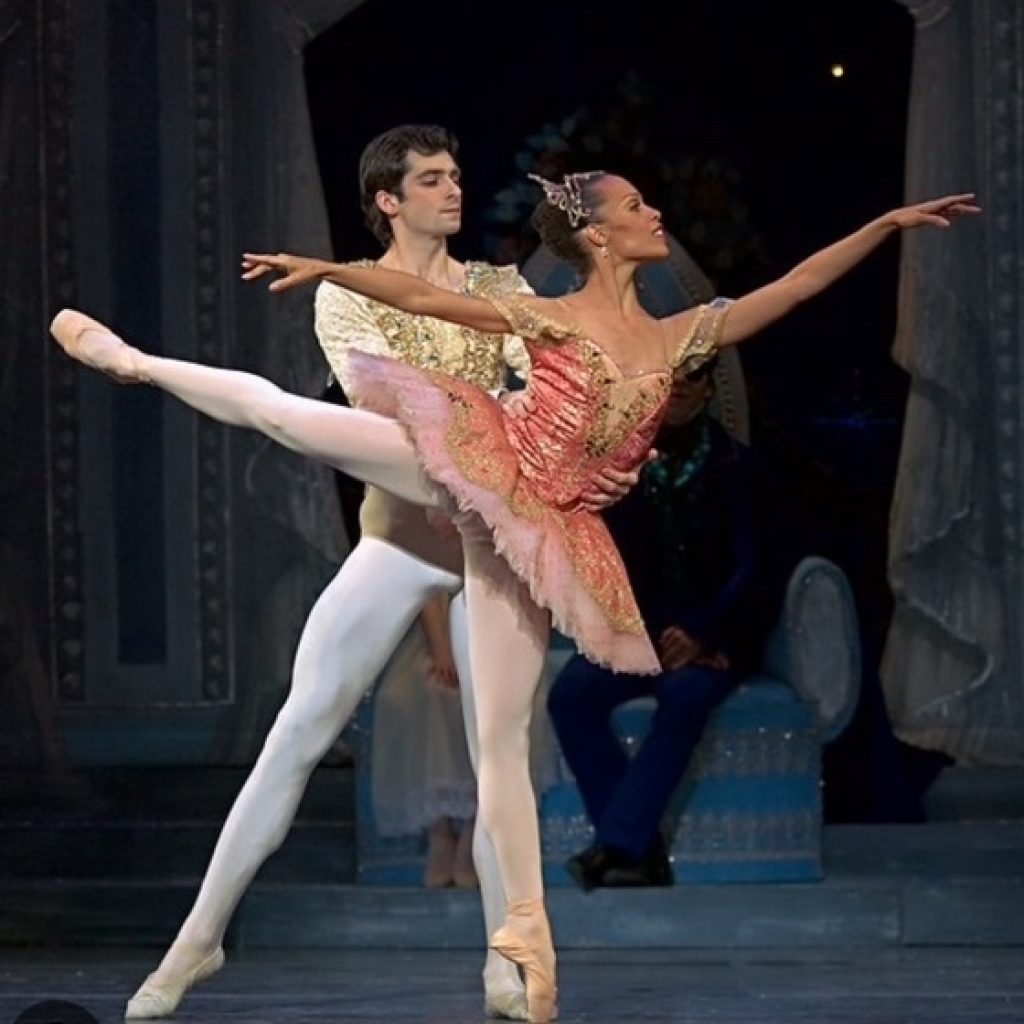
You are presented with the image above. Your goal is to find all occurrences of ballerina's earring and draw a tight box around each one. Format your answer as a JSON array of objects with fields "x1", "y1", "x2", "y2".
[{"x1": 600, "y1": 244, "x2": 610, "y2": 259}]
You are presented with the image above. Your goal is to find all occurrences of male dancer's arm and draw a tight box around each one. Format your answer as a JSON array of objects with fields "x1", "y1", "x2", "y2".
[{"x1": 313, "y1": 279, "x2": 394, "y2": 394}]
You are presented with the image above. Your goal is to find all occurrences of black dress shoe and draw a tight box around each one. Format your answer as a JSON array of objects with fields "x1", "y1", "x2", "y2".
[
  {"x1": 565, "y1": 843, "x2": 625, "y2": 892},
  {"x1": 597, "y1": 838, "x2": 674, "y2": 888}
]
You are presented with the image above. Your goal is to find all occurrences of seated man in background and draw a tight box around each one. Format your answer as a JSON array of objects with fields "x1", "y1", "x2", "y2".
[{"x1": 548, "y1": 357, "x2": 773, "y2": 889}]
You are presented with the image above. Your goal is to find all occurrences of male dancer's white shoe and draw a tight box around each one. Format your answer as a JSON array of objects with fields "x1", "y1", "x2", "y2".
[{"x1": 124, "y1": 946, "x2": 225, "y2": 1019}]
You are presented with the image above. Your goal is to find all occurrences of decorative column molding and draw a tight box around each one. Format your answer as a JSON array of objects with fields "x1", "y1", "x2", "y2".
[
  {"x1": 39, "y1": 0, "x2": 87, "y2": 702},
  {"x1": 188, "y1": 0, "x2": 233, "y2": 702},
  {"x1": 30, "y1": 0, "x2": 367, "y2": 761},
  {"x1": 981, "y1": 1, "x2": 1023, "y2": 563}
]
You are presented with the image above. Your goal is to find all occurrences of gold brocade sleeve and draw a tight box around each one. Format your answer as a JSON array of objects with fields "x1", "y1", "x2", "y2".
[
  {"x1": 486, "y1": 294, "x2": 580, "y2": 344},
  {"x1": 670, "y1": 297, "x2": 734, "y2": 375},
  {"x1": 464, "y1": 262, "x2": 534, "y2": 380},
  {"x1": 313, "y1": 278, "x2": 393, "y2": 396}
]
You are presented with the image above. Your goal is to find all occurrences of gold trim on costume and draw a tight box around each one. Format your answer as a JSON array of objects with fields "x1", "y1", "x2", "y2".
[
  {"x1": 672, "y1": 297, "x2": 734, "y2": 375},
  {"x1": 487, "y1": 295, "x2": 580, "y2": 344}
]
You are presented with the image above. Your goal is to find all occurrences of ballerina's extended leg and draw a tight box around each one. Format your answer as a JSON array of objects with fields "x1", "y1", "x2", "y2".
[{"x1": 50, "y1": 309, "x2": 435, "y2": 506}]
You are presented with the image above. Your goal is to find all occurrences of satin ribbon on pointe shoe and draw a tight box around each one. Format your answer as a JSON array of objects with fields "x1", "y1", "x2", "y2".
[{"x1": 124, "y1": 946, "x2": 225, "y2": 1019}]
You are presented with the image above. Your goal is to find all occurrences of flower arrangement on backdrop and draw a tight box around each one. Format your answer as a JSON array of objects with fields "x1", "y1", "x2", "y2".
[{"x1": 483, "y1": 73, "x2": 771, "y2": 297}]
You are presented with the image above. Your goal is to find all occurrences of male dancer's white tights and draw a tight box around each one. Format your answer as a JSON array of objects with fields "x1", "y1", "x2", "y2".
[
  {"x1": 174, "y1": 538, "x2": 459, "y2": 947},
  {"x1": 140, "y1": 357, "x2": 550, "y2": 985}
]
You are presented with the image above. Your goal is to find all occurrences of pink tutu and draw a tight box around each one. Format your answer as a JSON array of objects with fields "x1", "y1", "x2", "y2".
[{"x1": 344, "y1": 349, "x2": 661, "y2": 674}]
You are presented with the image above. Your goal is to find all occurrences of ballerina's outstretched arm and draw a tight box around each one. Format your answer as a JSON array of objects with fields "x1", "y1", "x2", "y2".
[
  {"x1": 240, "y1": 252, "x2": 575, "y2": 339},
  {"x1": 665, "y1": 193, "x2": 981, "y2": 351}
]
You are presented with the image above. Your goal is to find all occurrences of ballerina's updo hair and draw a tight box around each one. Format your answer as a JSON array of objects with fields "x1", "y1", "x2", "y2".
[{"x1": 529, "y1": 171, "x2": 608, "y2": 275}]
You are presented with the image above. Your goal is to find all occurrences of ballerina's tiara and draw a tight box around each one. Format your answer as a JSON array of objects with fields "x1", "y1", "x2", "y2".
[{"x1": 528, "y1": 171, "x2": 604, "y2": 228}]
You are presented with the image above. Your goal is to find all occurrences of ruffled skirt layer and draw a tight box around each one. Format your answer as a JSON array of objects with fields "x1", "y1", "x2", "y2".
[{"x1": 345, "y1": 350, "x2": 659, "y2": 675}]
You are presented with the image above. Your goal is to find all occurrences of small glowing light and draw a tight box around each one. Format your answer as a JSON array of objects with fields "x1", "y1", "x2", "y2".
[{"x1": 830, "y1": 63, "x2": 845, "y2": 78}]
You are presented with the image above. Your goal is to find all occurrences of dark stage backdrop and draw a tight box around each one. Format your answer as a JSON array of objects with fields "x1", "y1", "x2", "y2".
[{"x1": 5, "y1": 0, "x2": 1019, "y2": 823}]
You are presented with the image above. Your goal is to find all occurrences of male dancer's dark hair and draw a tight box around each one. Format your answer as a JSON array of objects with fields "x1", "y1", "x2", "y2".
[{"x1": 359, "y1": 124, "x2": 460, "y2": 246}]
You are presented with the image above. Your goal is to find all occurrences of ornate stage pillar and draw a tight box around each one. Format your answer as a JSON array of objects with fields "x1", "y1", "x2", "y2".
[
  {"x1": 19, "y1": 0, "x2": 364, "y2": 765},
  {"x1": 0, "y1": 0, "x2": 69, "y2": 781},
  {"x1": 884, "y1": 0, "x2": 1023, "y2": 764}
]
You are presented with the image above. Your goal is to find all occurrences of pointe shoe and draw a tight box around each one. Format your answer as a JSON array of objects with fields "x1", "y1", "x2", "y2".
[
  {"x1": 484, "y1": 984, "x2": 530, "y2": 1021},
  {"x1": 489, "y1": 899, "x2": 558, "y2": 1023},
  {"x1": 124, "y1": 945, "x2": 225, "y2": 1019},
  {"x1": 50, "y1": 308, "x2": 149, "y2": 383},
  {"x1": 484, "y1": 950, "x2": 528, "y2": 1020}
]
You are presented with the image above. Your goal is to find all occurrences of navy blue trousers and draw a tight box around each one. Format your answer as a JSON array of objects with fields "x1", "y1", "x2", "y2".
[{"x1": 547, "y1": 654, "x2": 737, "y2": 860}]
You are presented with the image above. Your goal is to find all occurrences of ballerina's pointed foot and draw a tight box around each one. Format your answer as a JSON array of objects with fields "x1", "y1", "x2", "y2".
[
  {"x1": 489, "y1": 899, "x2": 558, "y2": 1023},
  {"x1": 124, "y1": 945, "x2": 225, "y2": 1019},
  {"x1": 50, "y1": 309, "x2": 149, "y2": 384}
]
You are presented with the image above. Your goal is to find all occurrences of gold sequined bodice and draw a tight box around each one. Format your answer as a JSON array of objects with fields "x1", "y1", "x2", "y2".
[
  {"x1": 488, "y1": 294, "x2": 732, "y2": 512},
  {"x1": 506, "y1": 338, "x2": 671, "y2": 509}
]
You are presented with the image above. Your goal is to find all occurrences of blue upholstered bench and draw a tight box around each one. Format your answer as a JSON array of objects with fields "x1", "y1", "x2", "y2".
[
  {"x1": 540, "y1": 676, "x2": 823, "y2": 884},
  {"x1": 541, "y1": 555, "x2": 860, "y2": 884}
]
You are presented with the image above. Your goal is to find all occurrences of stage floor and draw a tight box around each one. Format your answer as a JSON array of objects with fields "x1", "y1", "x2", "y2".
[{"x1": 1, "y1": 946, "x2": 1022, "y2": 1023}]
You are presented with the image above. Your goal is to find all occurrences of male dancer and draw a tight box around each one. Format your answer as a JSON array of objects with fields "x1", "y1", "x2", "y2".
[{"x1": 125, "y1": 124, "x2": 635, "y2": 1022}]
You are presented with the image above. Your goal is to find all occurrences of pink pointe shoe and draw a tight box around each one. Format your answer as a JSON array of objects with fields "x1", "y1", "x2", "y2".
[
  {"x1": 489, "y1": 899, "x2": 558, "y2": 1023},
  {"x1": 50, "y1": 309, "x2": 149, "y2": 383}
]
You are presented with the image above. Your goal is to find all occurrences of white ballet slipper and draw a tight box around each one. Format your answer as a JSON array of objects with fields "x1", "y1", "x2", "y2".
[{"x1": 124, "y1": 946, "x2": 224, "y2": 1019}]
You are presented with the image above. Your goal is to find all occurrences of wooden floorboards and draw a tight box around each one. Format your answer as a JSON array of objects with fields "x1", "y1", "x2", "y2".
[{"x1": 1, "y1": 947, "x2": 1022, "y2": 1023}]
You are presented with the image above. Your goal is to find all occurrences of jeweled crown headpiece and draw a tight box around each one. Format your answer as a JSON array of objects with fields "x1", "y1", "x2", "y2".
[{"x1": 528, "y1": 171, "x2": 604, "y2": 228}]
